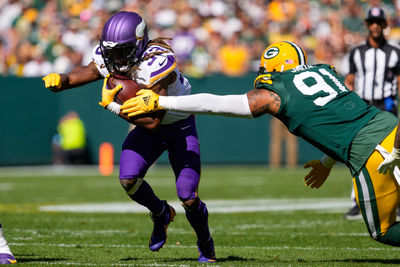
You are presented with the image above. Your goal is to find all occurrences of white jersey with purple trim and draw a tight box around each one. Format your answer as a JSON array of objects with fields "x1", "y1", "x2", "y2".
[{"x1": 92, "y1": 44, "x2": 191, "y2": 124}]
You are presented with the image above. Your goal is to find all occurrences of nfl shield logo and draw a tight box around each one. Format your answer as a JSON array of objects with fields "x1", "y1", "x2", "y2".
[{"x1": 285, "y1": 59, "x2": 294, "y2": 64}]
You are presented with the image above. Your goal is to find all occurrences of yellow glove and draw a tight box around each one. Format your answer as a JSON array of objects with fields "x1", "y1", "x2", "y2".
[
  {"x1": 99, "y1": 74, "x2": 122, "y2": 108},
  {"x1": 42, "y1": 73, "x2": 62, "y2": 90},
  {"x1": 121, "y1": 89, "x2": 163, "y2": 117},
  {"x1": 303, "y1": 160, "x2": 332, "y2": 189}
]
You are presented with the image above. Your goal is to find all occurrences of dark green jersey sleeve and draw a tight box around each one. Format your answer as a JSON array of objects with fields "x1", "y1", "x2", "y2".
[{"x1": 254, "y1": 64, "x2": 381, "y2": 164}]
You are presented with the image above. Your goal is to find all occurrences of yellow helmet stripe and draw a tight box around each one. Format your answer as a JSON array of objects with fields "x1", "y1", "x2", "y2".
[{"x1": 283, "y1": 41, "x2": 306, "y2": 65}]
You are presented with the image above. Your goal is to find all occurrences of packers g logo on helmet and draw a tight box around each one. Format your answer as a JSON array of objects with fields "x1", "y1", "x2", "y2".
[
  {"x1": 264, "y1": 47, "x2": 279, "y2": 59},
  {"x1": 259, "y1": 41, "x2": 307, "y2": 73}
]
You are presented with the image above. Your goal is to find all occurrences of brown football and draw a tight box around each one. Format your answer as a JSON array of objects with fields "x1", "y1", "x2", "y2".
[
  {"x1": 105, "y1": 74, "x2": 163, "y2": 127},
  {"x1": 106, "y1": 74, "x2": 141, "y2": 104}
]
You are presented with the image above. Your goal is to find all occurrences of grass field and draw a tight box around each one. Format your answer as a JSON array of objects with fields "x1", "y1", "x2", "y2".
[{"x1": 1, "y1": 164, "x2": 400, "y2": 266}]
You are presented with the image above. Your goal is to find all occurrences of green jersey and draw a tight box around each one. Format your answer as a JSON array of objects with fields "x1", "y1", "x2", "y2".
[{"x1": 254, "y1": 64, "x2": 387, "y2": 168}]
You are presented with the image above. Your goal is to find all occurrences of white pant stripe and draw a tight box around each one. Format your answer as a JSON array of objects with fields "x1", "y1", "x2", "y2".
[{"x1": 358, "y1": 171, "x2": 377, "y2": 238}]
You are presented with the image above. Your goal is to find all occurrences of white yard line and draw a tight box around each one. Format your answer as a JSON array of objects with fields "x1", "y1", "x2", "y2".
[
  {"x1": 39, "y1": 198, "x2": 350, "y2": 213},
  {"x1": 11, "y1": 228, "x2": 370, "y2": 237}
]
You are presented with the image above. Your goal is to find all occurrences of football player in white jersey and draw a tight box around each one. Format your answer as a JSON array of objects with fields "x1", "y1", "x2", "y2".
[{"x1": 43, "y1": 11, "x2": 215, "y2": 262}]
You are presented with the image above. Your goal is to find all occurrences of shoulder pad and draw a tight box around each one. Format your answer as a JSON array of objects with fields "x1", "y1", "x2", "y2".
[
  {"x1": 136, "y1": 47, "x2": 177, "y2": 87},
  {"x1": 254, "y1": 74, "x2": 272, "y2": 88}
]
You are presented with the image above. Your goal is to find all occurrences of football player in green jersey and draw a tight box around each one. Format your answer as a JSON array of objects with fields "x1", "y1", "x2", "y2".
[{"x1": 105, "y1": 41, "x2": 400, "y2": 247}]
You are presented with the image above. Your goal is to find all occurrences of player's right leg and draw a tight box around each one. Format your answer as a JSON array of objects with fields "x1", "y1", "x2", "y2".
[
  {"x1": 119, "y1": 127, "x2": 175, "y2": 251},
  {"x1": 0, "y1": 224, "x2": 16, "y2": 264}
]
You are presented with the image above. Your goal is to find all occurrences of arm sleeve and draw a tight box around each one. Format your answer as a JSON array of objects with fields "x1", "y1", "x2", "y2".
[{"x1": 158, "y1": 93, "x2": 253, "y2": 118}]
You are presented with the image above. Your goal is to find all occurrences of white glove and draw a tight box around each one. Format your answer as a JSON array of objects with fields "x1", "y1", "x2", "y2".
[{"x1": 378, "y1": 148, "x2": 400, "y2": 174}]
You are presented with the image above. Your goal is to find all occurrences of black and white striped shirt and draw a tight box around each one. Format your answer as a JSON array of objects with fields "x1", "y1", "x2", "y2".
[{"x1": 346, "y1": 40, "x2": 400, "y2": 101}]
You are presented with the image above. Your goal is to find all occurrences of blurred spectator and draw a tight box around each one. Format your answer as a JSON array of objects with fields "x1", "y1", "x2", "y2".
[
  {"x1": 218, "y1": 32, "x2": 250, "y2": 76},
  {"x1": 53, "y1": 45, "x2": 83, "y2": 74},
  {"x1": 197, "y1": 0, "x2": 227, "y2": 18},
  {"x1": 52, "y1": 111, "x2": 91, "y2": 165},
  {"x1": 0, "y1": 0, "x2": 399, "y2": 78},
  {"x1": 23, "y1": 49, "x2": 53, "y2": 77},
  {"x1": 268, "y1": 0, "x2": 297, "y2": 23},
  {"x1": 171, "y1": 13, "x2": 197, "y2": 69}
]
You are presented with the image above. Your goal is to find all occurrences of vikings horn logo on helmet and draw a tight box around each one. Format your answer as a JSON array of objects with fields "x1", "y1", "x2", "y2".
[{"x1": 136, "y1": 19, "x2": 146, "y2": 40}]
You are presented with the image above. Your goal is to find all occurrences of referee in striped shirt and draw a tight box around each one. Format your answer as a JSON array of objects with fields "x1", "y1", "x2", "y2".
[{"x1": 343, "y1": 6, "x2": 400, "y2": 220}]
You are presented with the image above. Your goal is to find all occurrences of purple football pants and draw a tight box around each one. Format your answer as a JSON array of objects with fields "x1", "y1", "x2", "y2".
[{"x1": 119, "y1": 115, "x2": 201, "y2": 200}]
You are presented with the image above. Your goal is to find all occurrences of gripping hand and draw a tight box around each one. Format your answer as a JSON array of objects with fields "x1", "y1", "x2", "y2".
[
  {"x1": 303, "y1": 160, "x2": 332, "y2": 188},
  {"x1": 43, "y1": 73, "x2": 62, "y2": 91},
  {"x1": 99, "y1": 74, "x2": 122, "y2": 108},
  {"x1": 378, "y1": 148, "x2": 400, "y2": 174},
  {"x1": 121, "y1": 89, "x2": 163, "y2": 117}
]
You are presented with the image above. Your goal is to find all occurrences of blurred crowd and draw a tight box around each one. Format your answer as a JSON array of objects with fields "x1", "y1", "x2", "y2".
[{"x1": 1, "y1": 0, "x2": 399, "y2": 78}]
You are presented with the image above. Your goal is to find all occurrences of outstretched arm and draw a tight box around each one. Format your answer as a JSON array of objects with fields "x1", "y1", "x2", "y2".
[
  {"x1": 120, "y1": 88, "x2": 281, "y2": 118},
  {"x1": 43, "y1": 62, "x2": 102, "y2": 92},
  {"x1": 246, "y1": 89, "x2": 280, "y2": 117}
]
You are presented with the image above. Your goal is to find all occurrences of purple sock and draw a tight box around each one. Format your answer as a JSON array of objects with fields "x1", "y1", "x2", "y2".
[
  {"x1": 185, "y1": 200, "x2": 211, "y2": 242},
  {"x1": 129, "y1": 180, "x2": 164, "y2": 215}
]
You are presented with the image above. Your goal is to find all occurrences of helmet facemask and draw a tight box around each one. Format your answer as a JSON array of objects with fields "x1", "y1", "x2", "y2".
[{"x1": 100, "y1": 41, "x2": 138, "y2": 74}]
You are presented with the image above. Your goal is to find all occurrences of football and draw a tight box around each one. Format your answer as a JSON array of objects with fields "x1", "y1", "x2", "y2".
[
  {"x1": 105, "y1": 74, "x2": 163, "y2": 127},
  {"x1": 106, "y1": 74, "x2": 141, "y2": 104}
]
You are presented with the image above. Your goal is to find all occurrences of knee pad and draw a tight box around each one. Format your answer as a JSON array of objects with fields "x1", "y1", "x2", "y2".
[
  {"x1": 121, "y1": 178, "x2": 143, "y2": 195},
  {"x1": 181, "y1": 197, "x2": 200, "y2": 212}
]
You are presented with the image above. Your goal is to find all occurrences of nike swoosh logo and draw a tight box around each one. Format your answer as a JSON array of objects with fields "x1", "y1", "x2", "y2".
[
  {"x1": 159, "y1": 58, "x2": 167, "y2": 66},
  {"x1": 181, "y1": 125, "x2": 191, "y2": 131}
]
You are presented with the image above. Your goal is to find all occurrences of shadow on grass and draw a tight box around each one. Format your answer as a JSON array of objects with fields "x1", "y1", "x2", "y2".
[
  {"x1": 123, "y1": 255, "x2": 251, "y2": 263},
  {"x1": 122, "y1": 256, "x2": 400, "y2": 265},
  {"x1": 14, "y1": 254, "x2": 67, "y2": 263}
]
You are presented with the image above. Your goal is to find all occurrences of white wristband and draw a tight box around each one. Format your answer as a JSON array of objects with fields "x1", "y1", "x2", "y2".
[
  {"x1": 320, "y1": 155, "x2": 337, "y2": 168},
  {"x1": 107, "y1": 102, "x2": 121, "y2": 115},
  {"x1": 390, "y1": 147, "x2": 400, "y2": 159}
]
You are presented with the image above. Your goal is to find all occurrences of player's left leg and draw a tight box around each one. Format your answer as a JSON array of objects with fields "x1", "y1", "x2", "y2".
[
  {"x1": 167, "y1": 115, "x2": 216, "y2": 262},
  {"x1": 354, "y1": 130, "x2": 400, "y2": 246},
  {"x1": 0, "y1": 224, "x2": 16, "y2": 264},
  {"x1": 120, "y1": 127, "x2": 175, "y2": 252}
]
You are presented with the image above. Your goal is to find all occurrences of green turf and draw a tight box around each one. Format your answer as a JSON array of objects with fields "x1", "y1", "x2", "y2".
[{"x1": 1, "y1": 165, "x2": 399, "y2": 266}]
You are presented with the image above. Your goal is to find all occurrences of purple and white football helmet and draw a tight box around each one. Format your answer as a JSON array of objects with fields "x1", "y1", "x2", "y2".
[{"x1": 100, "y1": 11, "x2": 149, "y2": 73}]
